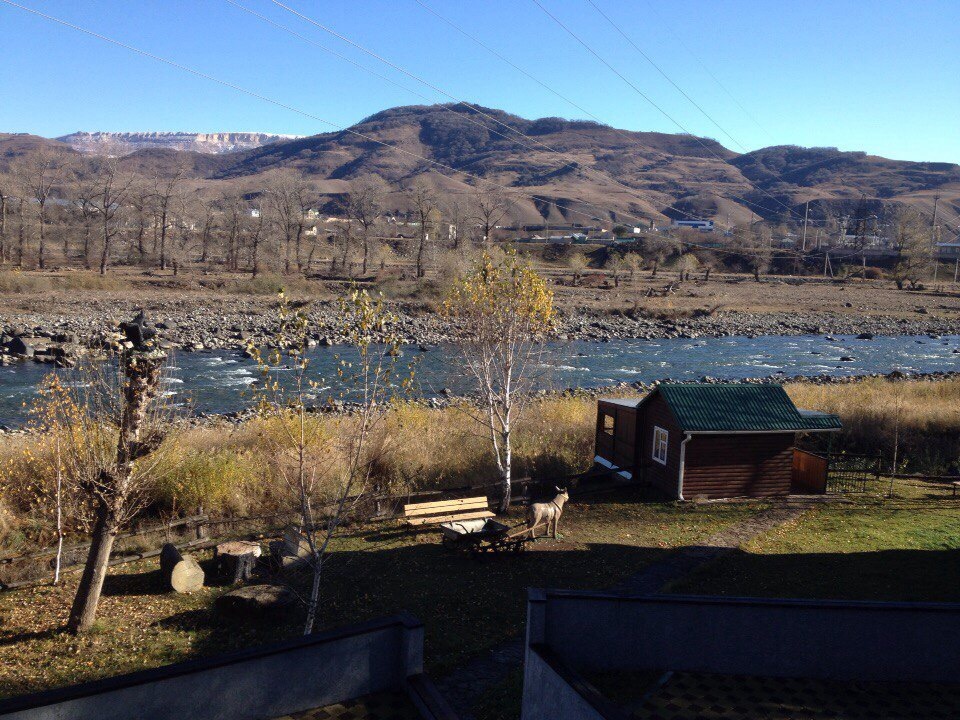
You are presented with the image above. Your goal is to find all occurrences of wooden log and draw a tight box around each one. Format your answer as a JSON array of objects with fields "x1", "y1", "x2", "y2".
[{"x1": 159, "y1": 543, "x2": 205, "y2": 593}]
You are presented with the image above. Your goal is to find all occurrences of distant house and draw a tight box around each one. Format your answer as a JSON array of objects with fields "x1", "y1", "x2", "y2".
[
  {"x1": 936, "y1": 242, "x2": 960, "y2": 260},
  {"x1": 671, "y1": 219, "x2": 714, "y2": 232},
  {"x1": 249, "y1": 208, "x2": 261, "y2": 219},
  {"x1": 594, "y1": 384, "x2": 841, "y2": 499}
]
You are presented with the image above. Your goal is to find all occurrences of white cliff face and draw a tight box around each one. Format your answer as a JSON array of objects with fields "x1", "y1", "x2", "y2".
[{"x1": 56, "y1": 131, "x2": 300, "y2": 155}]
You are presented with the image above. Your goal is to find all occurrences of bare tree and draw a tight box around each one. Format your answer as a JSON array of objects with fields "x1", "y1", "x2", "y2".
[
  {"x1": 267, "y1": 173, "x2": 309, "y2": 274},
  {"x1": 66, "y1": 315, "x2": 173, "y2": 633},
  {"x1": 408, "y1": 182, "x2": 438, "y2": 279},
  {"x1": 445, "y1": 196, "x2": 468, "y2": 250},
  {"x1": 641, "y1": 234, "x2": 678, "y2": 277},
  {"x1": 85, "y1": 158, "x2": 133, "y2": 274},
  {"x1": 472, "y1": 186, "x2": 510, "y2": 246},
  {"x1": 0, "y1": 175, "x2": 10, "y2": 264},
  {"x1": 127, "y1": 182, "x2": 154, "y2": 264},
  {"x1": 248, "y1": 199, "x2": 267, "y2": 277},
  {"x1": 252, "y1": 289, "x2": 412, "y2": 634},
  {"x1": 153, "y1": 167, "x2": 185, "y2": 271},
  {"x1": 347, "y1": 176, "x2": 386, "y2": 275},
  {"x1": 196, "y1": 192, "x2": 218, "y2": 265},
  {"x1": 887, "y1": 205, "x2": 932, "y2": 290},
  {"x1": 731, "y1": 224, "x2": 772, "y2": 281},
  {"x1": 23, "y1": 150, "x2": 68, "y2": 269},
  {"x1": 567, "y1": 251, "x2": 588, "y2": 286}
]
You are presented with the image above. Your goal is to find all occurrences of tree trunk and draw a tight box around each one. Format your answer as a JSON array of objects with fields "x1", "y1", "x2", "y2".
[
  {"x1": 159, "y1": 211, "x2": 168, "y2": 270},
  {"x1": 303, "y1": 561, "x2": 321, "y2": 635},
  {"x1": 37, "y1": 213, "x2": 46, "y2": 269},
  {"x1": 100, "y1": 219, "x2": 110, "y2": 275},
  {"x1": 498, "y1": 428, "x2": 512, "y2": 513},
  {"x1": 67, "y1": 506, "x2": 117, "y2": 633}
]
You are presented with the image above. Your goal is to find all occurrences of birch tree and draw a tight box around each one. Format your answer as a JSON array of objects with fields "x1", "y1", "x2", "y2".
[{"x1": 442, "y1": 251, "x2": 554, "y2": 512}]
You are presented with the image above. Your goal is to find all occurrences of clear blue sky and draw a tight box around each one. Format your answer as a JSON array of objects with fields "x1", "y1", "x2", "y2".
[{"x1": 2, "y1": 0, "x2": 958, "y2": 163}]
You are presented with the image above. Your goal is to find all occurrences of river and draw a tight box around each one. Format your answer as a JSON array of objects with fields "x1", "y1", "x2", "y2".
[{"x1": 1, "y1": 334, "x2": 958, "y2": 426}]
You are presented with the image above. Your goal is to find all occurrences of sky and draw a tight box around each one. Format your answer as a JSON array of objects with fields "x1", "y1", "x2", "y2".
[{"x1": 1, "y1": 0, "x2": 958, "y2": 163}]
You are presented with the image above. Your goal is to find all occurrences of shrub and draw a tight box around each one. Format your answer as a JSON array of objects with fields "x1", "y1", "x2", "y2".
[{"x1": 153, "y1": 447, "x2": 258, "y2": 515}]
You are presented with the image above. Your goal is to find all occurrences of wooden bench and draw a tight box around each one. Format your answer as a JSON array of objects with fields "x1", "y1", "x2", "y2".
[{"x1": 402, "y1": 496, "x2": 495, "y2": 526}]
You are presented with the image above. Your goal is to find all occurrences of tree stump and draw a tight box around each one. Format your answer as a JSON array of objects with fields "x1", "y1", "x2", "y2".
[
  {"x1": 159, "y1": 543, "x2": 205, "y2": 593},
  {"x1": 214, "y1": 540, "x2": 262, "y2": 584}
]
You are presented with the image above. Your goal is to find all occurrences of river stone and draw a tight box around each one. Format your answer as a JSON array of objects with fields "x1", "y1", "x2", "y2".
[
  {"x1": 215, "y1": 584, "x2": 296, "y2": 616},
  {"x1": 4, "y1": 337, "x2": 33, "y2": 357}
]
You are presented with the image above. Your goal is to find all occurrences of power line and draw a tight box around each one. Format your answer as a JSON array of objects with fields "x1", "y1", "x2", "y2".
[
  {"x1": 267, "y1": 0, "x2": 787, "y2": 227},
  {"x1": 584, "y1": 0, "x2": 748, "y2": 153},
  {"x1": 0, "y1": 0, "x2": 697, "y2": 235},
  {"x1": 529, "y1": 0, "x2": 801, "y2": 222},
  {"x1": 640, "y1": 0, "x2": 776, "y2": 145},
  {"x1": 264, "y1": 0, "x2": 738, "y2": 224}
]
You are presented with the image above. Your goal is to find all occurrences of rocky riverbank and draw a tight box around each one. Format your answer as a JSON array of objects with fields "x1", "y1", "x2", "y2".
[{"x1": 2, "y1": 297, "x2": 959, "y2": 366}]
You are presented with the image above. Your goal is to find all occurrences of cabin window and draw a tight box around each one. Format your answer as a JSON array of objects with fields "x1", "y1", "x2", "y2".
[
  {"x1": 602, "y1": 413, "x2": 615, "y2": 436},
  {"x1": 652, "y1": 426, "x2": 669, "y2": 465}
]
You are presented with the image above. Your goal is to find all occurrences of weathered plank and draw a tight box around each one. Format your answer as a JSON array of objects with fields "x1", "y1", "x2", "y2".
[
  {"x1": 404, "y1": 502, "x2": 490, "y2": 518},
  {"x1": 406, "y1": 510, "x2": 495, "y2": 526},
  {"x1": 403, "y1": 496, "x2": 490, "y2": 514}
]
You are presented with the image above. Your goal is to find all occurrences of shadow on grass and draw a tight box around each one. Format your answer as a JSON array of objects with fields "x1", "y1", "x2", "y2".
[
  {"x1": 101, "y1": 568, "x2": 169, "y2": 597},
  {"x1": 175, "y1": 538, "x2": 667, "y2": 674},
  {"x1": 669, "y1": 547, "x2": 960, "y2": 603}
]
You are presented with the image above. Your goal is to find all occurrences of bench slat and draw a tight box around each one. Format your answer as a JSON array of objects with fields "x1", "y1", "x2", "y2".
[
  {"x1": 406, "y1": 510, "x2": 495, "y2": 526},
  {"x1": 404, "y1": 501, "x2": 490, "y2": 518},
  {"x1": 403, "y1": 496, "x2": 488, "y2": 513}
]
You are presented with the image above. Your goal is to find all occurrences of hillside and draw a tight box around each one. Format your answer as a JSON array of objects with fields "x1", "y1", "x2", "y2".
[{"x1": 3, "y1": 104, "x2": 959, "y2": 226}]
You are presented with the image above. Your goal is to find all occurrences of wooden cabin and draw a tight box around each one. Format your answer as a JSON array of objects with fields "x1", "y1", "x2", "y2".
[{"x1": 594, "y1": 384, "x2": 841, "y2": 499}]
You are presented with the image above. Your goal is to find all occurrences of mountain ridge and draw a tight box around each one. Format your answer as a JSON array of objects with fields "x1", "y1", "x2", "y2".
[{"x1": 3, "y1": 104, "x2": 958, "y2": 226}]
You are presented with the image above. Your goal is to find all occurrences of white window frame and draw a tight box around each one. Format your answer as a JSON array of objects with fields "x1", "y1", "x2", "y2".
[{"x1": 652, "y1": 426, "x2": 669, "y2": 465}]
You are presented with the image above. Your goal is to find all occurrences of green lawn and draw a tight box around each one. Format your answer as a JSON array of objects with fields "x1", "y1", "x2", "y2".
[
  {"x1": 670, "y1": 489, "x2": 960, "y2": 602},
  {"x1": 0, "y1": 488, "x2": 756, "y2": 699}
]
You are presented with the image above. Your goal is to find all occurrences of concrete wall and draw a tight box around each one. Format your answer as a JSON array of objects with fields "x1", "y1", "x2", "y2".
[
  {"x1": 527, "y1": 590, "x2": 960, "y2": 683},
  {"x1": 0, "y1": 614, "x2": 425, "y2": 720},
  {"x1": 520, "y1": 645, "x2": 610, "y2": 720}
]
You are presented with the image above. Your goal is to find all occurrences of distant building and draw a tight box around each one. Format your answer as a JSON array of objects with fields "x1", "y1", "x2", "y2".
[
  {"x1": 671, "y1": 219, "x2": 714, "y2": 232},
  {"x1": 936, "y1": 242, "x2": 960, "y2": 260},
  {"x1": 249, "y1": 208, "x2": 261, "y2": 218}
]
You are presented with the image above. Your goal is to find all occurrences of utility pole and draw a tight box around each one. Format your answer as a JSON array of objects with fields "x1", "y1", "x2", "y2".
[
  {"x1": 932, "y1": 192, "x2": 940, "y2": 284},
  {"x1": 801, "y1": 201, "x2": 809, "y2": 252}
]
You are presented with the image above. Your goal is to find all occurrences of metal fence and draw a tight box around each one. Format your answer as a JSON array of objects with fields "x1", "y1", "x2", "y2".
[{"x1": 826, "y1": 453, "x2": 883, "y2": 493}]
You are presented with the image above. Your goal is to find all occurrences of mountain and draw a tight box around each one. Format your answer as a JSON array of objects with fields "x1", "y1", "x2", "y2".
[
  {"x1": 57, "y1": 131, "x2": 301, "y2": 156},
  {"x1": 3, "y1": 105, "x2": 958, "y2": 226}
]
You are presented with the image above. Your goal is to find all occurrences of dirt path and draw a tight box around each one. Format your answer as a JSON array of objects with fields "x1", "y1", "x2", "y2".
[{"x1": 435, "y1": 503, "x2": 806, "y2": 719}]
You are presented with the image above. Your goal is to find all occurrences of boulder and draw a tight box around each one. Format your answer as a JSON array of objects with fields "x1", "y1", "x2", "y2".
[
  {"x1": 215, "y1": 584, "x2": 296, "y2": 617},
  {"x1": 4, "y1": 337, "x2": 33, "y2": 358}
]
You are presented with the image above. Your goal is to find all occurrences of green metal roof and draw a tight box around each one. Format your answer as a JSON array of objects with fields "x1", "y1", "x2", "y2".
[{"x1": 648, "y1": 383, "x2": 842, "y2": 433}]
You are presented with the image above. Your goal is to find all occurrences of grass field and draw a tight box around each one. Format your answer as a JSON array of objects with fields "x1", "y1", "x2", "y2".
[
  {"x1": 0, "y1": 489, "x2": 755, "y2": 699},
  {"x1": 669, "y1": 483, "x2": 960, "y2": 602}
]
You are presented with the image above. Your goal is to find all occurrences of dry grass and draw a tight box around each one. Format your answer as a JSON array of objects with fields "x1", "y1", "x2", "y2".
[
  {"x1": 0, "y1": 270, "x2": 133, "y2": 294},
  {"x1": 787, "y1": 378, "x2": 960, "y2": 471},
  {"x1": 1, "y1": 378, "x2": 957, "y2": 553}
]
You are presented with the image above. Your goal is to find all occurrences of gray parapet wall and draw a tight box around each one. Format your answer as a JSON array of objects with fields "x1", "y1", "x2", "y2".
[
  {"x1": 0, "y1": 614, "x2": 426, "y2": 720},
  {"x1": 525, "y1": 589, "x2": 960, "y2": 683}
]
